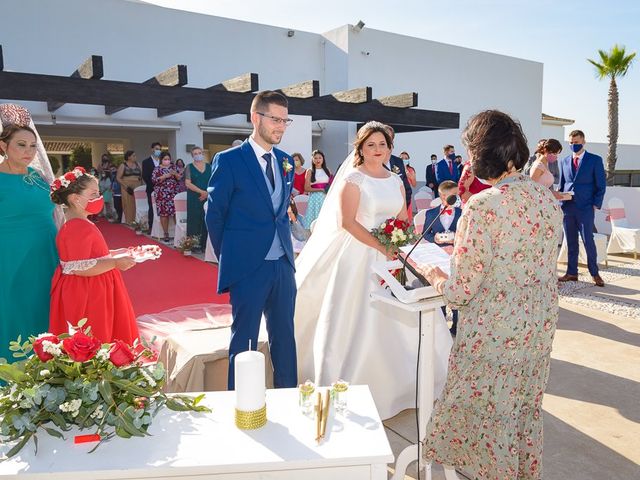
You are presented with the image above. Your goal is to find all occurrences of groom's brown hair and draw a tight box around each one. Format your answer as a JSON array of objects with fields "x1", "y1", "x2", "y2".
[{"x1": 250, "y1": 90, "x2": 288, "y2": 113}]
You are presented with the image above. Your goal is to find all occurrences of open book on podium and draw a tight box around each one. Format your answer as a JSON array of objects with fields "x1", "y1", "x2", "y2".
[{"x1": 372, "y1": 242, "x2": 451, "y2": 304}]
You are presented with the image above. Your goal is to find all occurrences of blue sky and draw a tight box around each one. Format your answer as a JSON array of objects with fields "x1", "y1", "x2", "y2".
[{"x1": 144, "y1": 0, "x2": 639, "y2": 144}]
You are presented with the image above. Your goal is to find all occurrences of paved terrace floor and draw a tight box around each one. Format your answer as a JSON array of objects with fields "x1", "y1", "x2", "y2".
[{"x1": 383, "y1": 254, "x2": 640, "y2": 480}]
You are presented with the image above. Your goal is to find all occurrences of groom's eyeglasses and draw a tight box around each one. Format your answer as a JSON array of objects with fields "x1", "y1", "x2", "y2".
[{"x1": 256, "y1": 112, "x2": 294, "y2": 126}]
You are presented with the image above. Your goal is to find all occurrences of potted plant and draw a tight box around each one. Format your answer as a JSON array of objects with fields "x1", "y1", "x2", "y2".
[
  {"x1": 178, "y1": 235, "x2": 199, "y2": 256},
  {"x1": 131, "y1": 219, "x2": 147, "y2": 235}
]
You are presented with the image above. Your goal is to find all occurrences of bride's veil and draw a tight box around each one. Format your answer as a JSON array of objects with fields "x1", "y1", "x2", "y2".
[{"x1": 294, "y1": 150, "x2": 356, "y2": 279}]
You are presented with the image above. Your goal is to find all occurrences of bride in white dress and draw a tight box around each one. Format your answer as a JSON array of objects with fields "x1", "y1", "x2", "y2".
[{"x1": 294, "y1": 122, "x2": 452, "y2": 420}]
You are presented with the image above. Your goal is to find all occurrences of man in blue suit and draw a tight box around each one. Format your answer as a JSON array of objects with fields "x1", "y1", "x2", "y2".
[
  {"x1": 206, "y1": 91, "x2": 297, "y2": 389},
  {"x1": 435, "y1": 144, "x2": 461, "y2": 184},
  {"x1": 425, "y1": 154, "x2": 439, "y2": 196},
  {"x1": 558, "y1": 129, "x2": 606, "y2": 286}
]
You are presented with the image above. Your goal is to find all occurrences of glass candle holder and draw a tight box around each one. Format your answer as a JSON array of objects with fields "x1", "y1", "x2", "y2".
[
  {"x1": 298, "y1": 380, "x2": 316, "y2": 416},
  {"x1": 331, "y1": 380, "x2": 349, "y2": 415}
]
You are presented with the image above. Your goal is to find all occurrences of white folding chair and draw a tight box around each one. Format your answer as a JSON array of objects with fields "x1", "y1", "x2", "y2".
[
  {"x1": 413, "y1": 209, "x2": 427, "y2": 235},
  {"x1": 606, "y1": 197, "x2": 640, "y2": 259},
  {"x1": 150, "y1": 192, "x2": 175, "y2": 239},
  {"x1": 293, "y1": 194, "x2": 309, "y2": 217},
  {"x1": 414, "y1": 189, "x2": 433, "y2": 211},
  {"x1": 173, "y1": 192, "x2": 188, "y2": 248},
  {"x1": 202, "y1": 202, "x2": 218, "y2": 263},
  {"x1": 430, "y1": 197, "x2": 442, "y2": 208},
  {"x1": 133, "y1": 186, "x2": 148, "y2": 225}
]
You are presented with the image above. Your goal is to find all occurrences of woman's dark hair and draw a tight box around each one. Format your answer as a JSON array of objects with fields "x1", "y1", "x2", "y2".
[
  {"x1": 353, "y1": 121, "x2": 393, "y2": 167},
  {"x1": 462, "y1": 110, "x2": 529, "y2": 180},
  {"x1": 159, "y1": 152, "x2": 172, "y2": 162},
  {"x1": 310, "y1": 150, "x2": 331, "y2": 182},
  {"x1": 175, "y1": 158, "x2": 185, "y2": 168},
  {"x1": 535, "y1": 138, "x2": 562, "y2": 155},
  {"x1": 124, "y1": 150, "x2": 136, "y2": 161},
  {"x1": 50, "y1": 174, "x2": 97, "y2": 206},
  {"x1": 0, "y1": 124, "x2": 37, "y2": 156}
]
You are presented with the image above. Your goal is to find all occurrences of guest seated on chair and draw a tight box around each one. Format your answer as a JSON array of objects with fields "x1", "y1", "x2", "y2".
[{"x1": 422, "y1": 180, "x2": 461, "y2": 246}]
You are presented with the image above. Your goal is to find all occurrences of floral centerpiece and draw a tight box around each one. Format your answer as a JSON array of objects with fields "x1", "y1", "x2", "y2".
[
  {"x1": 0, "y1": 320, "x2": 210, "y2": 459},
  {"x1": 178, "y1": 235, "x2": 200, "y2": 255},
  {"x1": 370, "y1": 217, "x2": 418, "y2": 283}
]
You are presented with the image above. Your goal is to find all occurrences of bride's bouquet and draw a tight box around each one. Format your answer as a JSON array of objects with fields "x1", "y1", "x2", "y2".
[{"x1": 371, "y1": 217, "x2": 418, "y2": 253}]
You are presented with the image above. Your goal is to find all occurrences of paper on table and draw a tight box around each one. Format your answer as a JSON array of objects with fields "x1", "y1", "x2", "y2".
[{"x1": 399, "y1": 242, "x2": 451, "y2": 276}]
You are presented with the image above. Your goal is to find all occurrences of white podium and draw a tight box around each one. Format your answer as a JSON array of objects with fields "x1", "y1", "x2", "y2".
[{"x1": 371, "y1": 260, "x2": 459, "y2": 480}]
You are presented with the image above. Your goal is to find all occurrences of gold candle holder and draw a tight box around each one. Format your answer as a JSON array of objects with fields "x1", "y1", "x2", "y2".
[{"x1": 235, "y1": 404, "x2": 267, "y2": 430}]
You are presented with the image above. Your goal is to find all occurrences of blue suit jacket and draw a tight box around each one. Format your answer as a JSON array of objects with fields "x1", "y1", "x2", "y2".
[
  {"x1": 422, "y1": 206, "x2": 462, "y2": 243},
  {"x1": 559, "y1": 150, "x2": 606, "y2": 211},
  {"x1": 435, "y1": 158, "x2": 460, "y2": 183},
  {"x1": 206, "y1": 140, "x2": 295, "y2": 293},
  {"x1": 425, "y1": 163, "x2": 438, "y2": 188}
]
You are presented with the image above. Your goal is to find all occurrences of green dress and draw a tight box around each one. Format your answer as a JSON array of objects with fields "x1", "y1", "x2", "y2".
[
  {"x1": 0, "y1": 168, "x2": 58, "y2": 361},
  {"x1": 186, "y1": 162, "x2": 212, "y2": 250}
]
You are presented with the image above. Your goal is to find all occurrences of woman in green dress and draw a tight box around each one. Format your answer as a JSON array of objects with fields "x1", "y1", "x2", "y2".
[
  {"x1": 184, "y1": 146, "x2": 212, "y2": 251},
  {"x1": 418, "y1": 111, "x2": 563, "y2": 480},
  {"x1": 0, "y1": 122, "x2": 58, "y2": 361}
]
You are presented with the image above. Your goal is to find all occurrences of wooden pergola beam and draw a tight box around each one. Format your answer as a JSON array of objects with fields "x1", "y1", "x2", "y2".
[
  {"x1": 106, "y1": 64, "x2": 187, "y2": 115},
  {"x1": 47, "y1": 55, "x2": 104, "y2": 112},
  {"x1": 0, "y1": 71, "x2": 459, "y2": 130},
  {"x1": 323, "y1": 86, "x2": 372, "y2": 104},
  {"x1": 278, "y1": 80, "x2": 319, "y2": 99},
  {"x1": 374, "y1": 92, "x2": 418, "y2": 108}
]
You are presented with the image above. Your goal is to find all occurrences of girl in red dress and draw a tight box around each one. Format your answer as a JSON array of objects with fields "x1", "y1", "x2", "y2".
[{"x1": 49, "y1": 167, "x2": 140, "y2": 345}]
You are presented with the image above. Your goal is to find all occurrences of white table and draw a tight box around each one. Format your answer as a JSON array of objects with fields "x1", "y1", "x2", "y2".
[{"x1": 0, "y1": 386, "x2": 393, "y2": 480}]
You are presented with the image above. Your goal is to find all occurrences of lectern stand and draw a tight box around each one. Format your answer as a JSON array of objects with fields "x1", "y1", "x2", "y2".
[{"x1": 371, "y1": 260, "x2": 459, "y2": 480}]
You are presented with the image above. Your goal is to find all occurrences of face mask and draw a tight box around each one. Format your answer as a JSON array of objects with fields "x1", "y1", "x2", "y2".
[
  {"x1": 403, "y1": 159, "x2": 410, "y2": 164},
  {"x1": 294, "y1": 160, "x2": 301, "y2": 167},
  {"x1": 161, "y1": 159, "x2": 171, "y2": 167},
  {"x1": 193, "y1": 154, "x2": 204, "y2": 162},
  {"x1": 447, "y1": 153, "x2": 456, "y2": 161},
  {"x1": 84, "y1": 196, "x2": 104, "y2": 215},
  {"x1": 547, "y1": 153, "x2": 558, "y2": 163},
  {"x1": 570, "y1": 144, "x2": 583, "y2": 153},
  {"x1": 153, "y1": 149, "x2": 162, "y2": 157}
]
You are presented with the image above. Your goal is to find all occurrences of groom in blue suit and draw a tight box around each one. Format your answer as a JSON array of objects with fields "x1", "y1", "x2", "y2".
[
  {"x1": 558, "y1": 129, "x2": 606, "y2": 286},
  {"x1": 206, "y1": 91, "x2": 297, "y2": 389}
]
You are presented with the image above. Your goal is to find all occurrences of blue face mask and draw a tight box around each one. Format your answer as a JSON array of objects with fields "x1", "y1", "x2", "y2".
[
  {"x1": 570, "y1": 144, "x2": 583, "y2": 153},
  {"x1": 153, "y1": 149, "x2": 162, "y2": 157},
  {"x1": 447, "y1": 153, "x2": 456, "y2": 161},
  {"x1": 193, "y1": 154, "x2": 204, "y2": 162}
]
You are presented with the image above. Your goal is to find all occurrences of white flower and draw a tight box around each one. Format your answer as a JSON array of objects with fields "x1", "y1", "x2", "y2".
[
  {"x1": 60, "y1": 178, "x2": 70, "y2": 187},
  {"x1": 90, "y1": 405, "x2": 104, "y2": 420},
  {"x1": 96, "y1": 348, "x2": 110, "y2": 362},
  {"x1": 42, "y1": 340, "x2": 62, "y2": 357},
  {"x1": 59, "y1": 399, "x2": 82, "y2": 417},
  {"x1": 140, "y1": 368, "x2": 157, "y2": 388},
  {"x1": 379, "y1": 223, "x2": 386, "y2": 229},
  {"x1": 73, "y1": 169, "x2": 84, "y2": 178},
  {"x1": 39, "y1": 369, "x2": 51, "y2": 377},
  {"x1": 36, "y1": 332, "x2": 54, "y2": 339}
]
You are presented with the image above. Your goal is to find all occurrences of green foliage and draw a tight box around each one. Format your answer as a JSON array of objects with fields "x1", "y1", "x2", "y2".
[
  {"x1": 0, "y1": 329, "x2": 211, "y2": 460},
  {"x1": 68, "y1": 144, "x2": 93, "y2": 171},
  {"x1": 587, "y1": 44, "x2": 636, "y2": 80}
]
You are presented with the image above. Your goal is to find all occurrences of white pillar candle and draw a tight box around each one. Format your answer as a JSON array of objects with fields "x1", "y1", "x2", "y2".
[{"x1": 235, "y1": 350, "x2": 265, "y2": 412}]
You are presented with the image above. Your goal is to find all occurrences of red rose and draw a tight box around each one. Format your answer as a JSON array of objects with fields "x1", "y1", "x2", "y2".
[
  {"x1": 383, "y1": 224, "x2": 394, "y2": 234},
  {"x1": 394, "y1": 219, "x2": 403, "y2": 228},
  {"x1": 75, "y1": 166, "x2": 86, "y2": 173},
  {"x1": 33, "y1": 335, "x2": 60, "y2": 362},
  {"x1": 109, "y1": 340, "x2": 135, "y2": 367},
  {"x1": 62, "y1": 331, "x2": 101, "y2": 362},
  {"x1": 64, "y1": 172, "x2": 76, "y2": 181}
]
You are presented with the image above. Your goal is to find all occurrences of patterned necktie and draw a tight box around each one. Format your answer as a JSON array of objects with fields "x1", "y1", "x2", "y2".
[
  {"x1": 263, "y1": 153, "x2": 275, "y2": 190},
  {"x1": 573, "y1": 156, "x2": 579, "y2": 171}
]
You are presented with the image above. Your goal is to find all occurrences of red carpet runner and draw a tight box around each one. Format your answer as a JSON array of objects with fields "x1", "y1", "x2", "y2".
[{"x1": 97, "y1": 220, "x2": 229, "y2": 316}]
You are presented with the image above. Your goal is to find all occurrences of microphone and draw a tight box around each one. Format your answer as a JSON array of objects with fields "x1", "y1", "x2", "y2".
[{"x1": 398, "y1": 194, "x2": 457, "y2": 288}]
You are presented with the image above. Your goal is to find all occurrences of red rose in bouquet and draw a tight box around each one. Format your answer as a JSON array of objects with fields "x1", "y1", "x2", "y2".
[
  {"x1": 33, "y1": 335, "x2": 60, "y2": 362},
  {"x1": 383, "y1": 223, "x2": 394, "y2": 234},
  {"x1": 63, "y1": 331, "x2": 102, "y2": 362},
  {"x1": 109, "y1": 340, "x2": 135, "y2": 367}
]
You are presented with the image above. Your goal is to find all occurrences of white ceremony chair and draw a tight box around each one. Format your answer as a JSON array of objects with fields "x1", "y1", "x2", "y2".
[
  {"x1": 606, "y1": 197, "x2": 640, "y2": 259},
  {"x1": 133, "y1": 185, "x2": 148, "y2": 225},
  {"x1": 293, "y1": 194, "x2": 309, "y2": 216},
  {"x1": 413, "y1": 209, "x2": 427, "y2": 235},
  {"x1": 414, "y1": 189, "x2": 433, "y2": 211},
  {"x1": 150, "y1": 192, "x2": 175, "y2": 240},
  {"x1": 430, "y1": 197, "x2": 442, "y2": 208},
  {"x1": 202, "y1": 202, "x2": 218, "y2": 263},
  {"x1": 173, "y1": 192, "x2": 188, "y2": 248}
]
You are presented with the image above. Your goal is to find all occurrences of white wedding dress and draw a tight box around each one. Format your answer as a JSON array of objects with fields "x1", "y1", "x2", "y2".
[{"x1": 294, "y1": 167, "x2": 453, "y2": 420}]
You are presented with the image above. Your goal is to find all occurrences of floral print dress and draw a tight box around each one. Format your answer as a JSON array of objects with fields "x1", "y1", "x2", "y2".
[
  {"x1": 151, "y1": 166, "x2": 179, "y2": 216},
  {"x1": 423, "y1": 174, "x2": 563, "y2": 480}
]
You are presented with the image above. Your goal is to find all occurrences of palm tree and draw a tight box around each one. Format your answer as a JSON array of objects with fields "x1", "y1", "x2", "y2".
[{"x1": 587, "y1": 45, "x2": 636, "y2": 185}]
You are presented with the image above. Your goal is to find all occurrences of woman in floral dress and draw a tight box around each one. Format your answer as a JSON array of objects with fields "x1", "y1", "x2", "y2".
[
  {"x1": 418, "y1": 110, "x2": 563, "y2": 480},
  {"x1": 152, "y1": 152, "x2": 180, "y2": 242}
]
